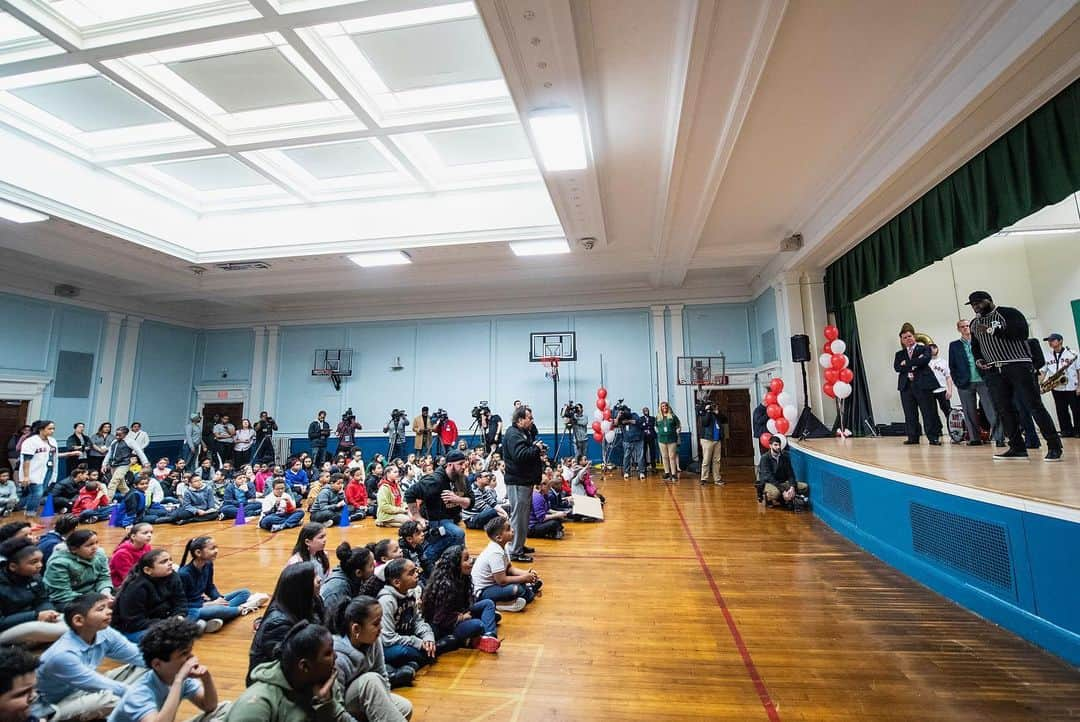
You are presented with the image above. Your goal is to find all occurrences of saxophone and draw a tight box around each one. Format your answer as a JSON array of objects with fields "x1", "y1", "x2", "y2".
[{"x1": 1040, "y1": 353, "x2": 1077, "y2": 394}]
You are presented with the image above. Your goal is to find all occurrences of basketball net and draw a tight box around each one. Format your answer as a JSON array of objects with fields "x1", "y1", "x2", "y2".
[{"x1": 541, "y1": 356, "x2": 559, "y2": 380}]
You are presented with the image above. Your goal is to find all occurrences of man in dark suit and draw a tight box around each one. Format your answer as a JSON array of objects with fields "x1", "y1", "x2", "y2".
[{"x1": 894, "y1": 327, "x2": 942, "y2": 445}]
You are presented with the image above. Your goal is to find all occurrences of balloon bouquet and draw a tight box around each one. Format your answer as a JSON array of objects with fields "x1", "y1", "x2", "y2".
[
  {"x1": 819, "y1": 325, "x2": 854, "y2": 437},
  {"x1": 757, "y1": 377, "x2": 798, "y2": 451},
  {"x1": 590, "y1": 387, "x2": 616, "y2": 472}
]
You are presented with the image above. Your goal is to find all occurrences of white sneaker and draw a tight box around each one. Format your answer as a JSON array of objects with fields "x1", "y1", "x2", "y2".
[
  {"x1": 203, "y1": 618, "x2": 225, "y2": 634},
  {"x1": 495, "y1": 597, "x2": 527, "y2": 612},
  {"x1": 195, "y1": 619, "x2": 207, "y2": 635}
]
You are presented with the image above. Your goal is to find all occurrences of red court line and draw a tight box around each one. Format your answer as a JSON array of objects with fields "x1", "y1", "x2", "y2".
[{"x1": 666, "y1": 485, "x2": 781, "y2": 722}]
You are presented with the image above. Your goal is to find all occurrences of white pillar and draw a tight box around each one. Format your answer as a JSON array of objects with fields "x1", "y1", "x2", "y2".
[
  {"x1": 774, "y1": 271, "x2": 805, "y2": 409},
  {"x1": 668, "y1": 304, "x2": 696, "y2": 459},
  {"x1": 113, "y1": 316, "x2": 143, "y2": 423},
  {"x1": 249, "y1": 326, "x2": 267, "y2": 413},
  {"x1": 91, "y1": 312, "x2": 124, "y2": 426},
  {"x1": 261, "y1": 325, "x2": 280, "y2": 414},
  {"x1": 801, "y1": 269, "x2": 831, "y2": 422},
  {"x1": 650, "y1": 305, "x2": 668, "y2": 409}
]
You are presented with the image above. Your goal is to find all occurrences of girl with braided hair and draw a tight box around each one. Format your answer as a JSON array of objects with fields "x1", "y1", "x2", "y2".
[{"x1": 420, "y1": 545, "x2": 500, "y2": 654}]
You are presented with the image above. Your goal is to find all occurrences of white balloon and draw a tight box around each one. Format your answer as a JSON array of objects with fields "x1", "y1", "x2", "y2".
[
  {"x1": 829, "y1": 339, "x2": 846, "y2": 355},
  {"x1": 843, "y1": 429, "x2": 853, "y2": 437},
  {"x1": 593, "y1": 409, "x2": 603, "y2": 422},
  {"x1": 833, "y1": 380, "x2": 853, "y2": 399},
  {"x1": 604, "y1": 430, "x2": 616, "y2": 443},
  {"x1": 773, "y1": 433, "x2": 788, "y2": 449},
  {"x1": 841, "y1": 354, "x2": 850, "y2": 369},
  {"x1": 766, "y1": 419, "x2": 778, "y2": 434},
  {"x1": 783, "y1": 404, "x2": 798, "y2": 424},
  {"x1": 600, "y1": 420, "x2": 612, "y2": 433},
  {"x1": 819, "y1": 352, "x2": 832, "y2": 369},
  {"x1": 776, "y1": 391, "x2": 793, "y2": 407}
]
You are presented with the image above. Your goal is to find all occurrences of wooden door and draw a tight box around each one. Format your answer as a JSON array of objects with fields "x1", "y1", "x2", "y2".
[
  {"x1": 710, "y1": 388, "x2": 753, "y2": 466},
  {"x1": 0, "y1": 400, "x2": 29, "y2": 472},
  {"x1": 201, "y1": 403, "x2": 245, "y2": 437}
]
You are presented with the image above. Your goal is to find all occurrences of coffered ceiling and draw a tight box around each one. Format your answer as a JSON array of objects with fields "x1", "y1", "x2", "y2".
[{"x1": 0, "y1": 0, "x2": 1077, "y2": 326}]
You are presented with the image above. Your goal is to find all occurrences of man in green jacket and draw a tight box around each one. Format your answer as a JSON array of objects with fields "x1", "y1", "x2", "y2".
[{"x1": 227, "y1": 622, "x2": 352, "y2": 722}]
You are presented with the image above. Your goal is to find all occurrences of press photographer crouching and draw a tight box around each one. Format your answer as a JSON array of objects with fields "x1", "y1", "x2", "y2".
[
  {"x1": 756, "y1": 436, "x2": 810, "y2": 511},
  {"x1": 404, "y1": 450, "x2": 474, "y2": 567}
]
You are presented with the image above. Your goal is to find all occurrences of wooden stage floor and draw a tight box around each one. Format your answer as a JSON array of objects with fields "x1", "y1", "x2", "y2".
[
  {"x1": 58, "y1": 468, "x2": 1080, "y2": 721},
  {"x1": 797, "y1": 436, "x2": 1080, "y2": 510}
]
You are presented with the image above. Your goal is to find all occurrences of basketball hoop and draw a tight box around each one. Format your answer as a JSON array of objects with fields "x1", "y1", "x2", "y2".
[{"x1": 541, "y1": 356, "x2": 559, "y2": 380}]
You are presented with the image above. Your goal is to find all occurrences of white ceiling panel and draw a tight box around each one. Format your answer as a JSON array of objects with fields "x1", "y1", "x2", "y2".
[
  {"x1": 426, "y1": 123, "x2": 531, "y2": 167},
  {"x1": 167, "y1": 47, "x2": 326, "y2": 113},
  {"x1": 8, "y1": 75, "x2": 170, "y2": 132},
  {"x1": 283, "y1": 139, "x2": 394, "y2": 178},
  {"x1": 152, "y1": 155, "x2": 271, "y2": 191},
  {"x1": 0, "y1": 12, "x2": 64, "y2": 64},
  {"x1": 352, "y1": 17, "x2": 501, "y2": 92}
]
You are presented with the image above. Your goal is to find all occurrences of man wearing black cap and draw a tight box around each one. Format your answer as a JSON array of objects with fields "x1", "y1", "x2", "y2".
[
  {"x1": 404, "y1": 449, "x2": 474, "y2": 566},
  {"x1": 1039, "y1": 333, "x2": 1079, "y2": 437},
  {"x1": 966, "y1": 291, "x2": 1062, "y2": 461}
]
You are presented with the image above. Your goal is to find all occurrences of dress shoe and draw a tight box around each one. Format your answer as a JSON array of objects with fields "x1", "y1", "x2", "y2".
[
  {"x1": 903, "y1": 439, "x2": 919, "y2": 445},
  {"x1": 967, "y1": 440, "x2": 983, "y2": 446},
  {"x1": 1045, "y1": 448, "x2": 1063, "y2": 462},
  {"x1": 993, "y1": 449, "x2": 1029, "y2": 461},
  {"x1": 521, "y1": 546, "x2": 535, "y2": 554},
  {"x1": 928, "y1": 439, "x2": 942, "y2": 446}
]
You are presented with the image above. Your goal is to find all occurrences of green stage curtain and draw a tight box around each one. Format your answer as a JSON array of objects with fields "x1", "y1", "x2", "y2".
[{"x1": 824, "y1": 78, "x2": 1080, "y2": 435}]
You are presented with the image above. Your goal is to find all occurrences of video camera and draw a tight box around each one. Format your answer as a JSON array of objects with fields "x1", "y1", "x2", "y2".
[
  {"x1": 383, "y1": 408, "x2": 407, "y2": 432},
  {"x1": 342, "y1": 407, "x2": 355, "y2": 422},
  {"x1": 695, "y1": 397, "x2": 714, "y2": 416},
  {"x1": 470, "y1": 402, "x2": 490, "y2": 420},
  {"x1": 610, "y1": 399, "x2": 630, "y2": 422},
  {"x1": 561, "y1": 401, "x2": 581, "y2": 426},
  {"x1": 430, "y1": 408, "x2": 448, "y2": 426}
]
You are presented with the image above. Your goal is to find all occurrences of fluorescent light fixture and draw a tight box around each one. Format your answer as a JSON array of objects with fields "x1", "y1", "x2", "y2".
[
  {"x1": 527, "y1": 109, "x2": 587, "y2": 172},
  {"x1": 510, "y1": 238, "x2": 570, "y2": 256},
  {"x1": 0, "y1": 199, "x2": 48, "y2": 223},
  {"x1": 996, "y1": 227, "x2": 1079, "y2": 236},
  {"x1": 348, "y1": 250, "x2": 412, "y2": 267}
]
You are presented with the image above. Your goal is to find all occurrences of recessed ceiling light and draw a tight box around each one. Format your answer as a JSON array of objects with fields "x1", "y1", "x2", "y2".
[
  {"x1": 527, "y1": 109, "x2": 587, "y2": 172},
  {"x1": 348, "y1": 250, "x2": 412, "y2": 267},
  {"x1": 510, "y1": 239, "x2": 570, "y2": 256},
  {"x1": 0, "y1": 199, "x2": 48, "y2": 223}
]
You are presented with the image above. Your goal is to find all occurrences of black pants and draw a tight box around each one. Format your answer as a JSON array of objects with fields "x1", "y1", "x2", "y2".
[
  {"x1": 984, "y1": 362, "x2": 1061, "y2": 452},
  {"x1": 1050, "y1": 389, "x2": 1080, "y2": 436},
  {"x1": 312, "y1": 445, "x2": 328, "y2": 467},
  {"x1": 900, "y1": 387, "x2": 941, "y2": 441}
]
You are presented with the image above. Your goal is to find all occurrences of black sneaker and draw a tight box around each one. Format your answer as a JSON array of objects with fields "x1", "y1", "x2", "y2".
[
  {"x1": 1045, "y1": 448, "x2": 1063, "y2": 462},
  {"x1": 967, "y1": 440, "x2": 983, "y2": 446},
  {"x1": 903, "y1": 439, "x2": 919, "y2": 445},
  {"x1": 993, "y1": 449, "x2": 1029, "y2": 461},
  {"x1": 388, "y1": 667, "x2": 415, "y2": 688},
  {"x1": 928, "y1": 439, "x2": 942, "y2": 446},
  {"x1": 521, "y1": 546, "x2": 535, "y2": 554},
  {"x1": 435, "y1": 634, "x2": 460, "y2": 656},
  {"x1": 510, "y1": 553, "x2": 534, "y2": 563},
  {"x1": 995, "y1": 440, "x2": 1006, "y2": 448}
]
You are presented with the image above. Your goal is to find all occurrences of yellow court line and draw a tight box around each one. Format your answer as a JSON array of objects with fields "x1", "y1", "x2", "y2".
[
  {"x1": 508, "y1": 645, "x2": 545, "y2": 722},
  {"x1": 448, "y1": 650, "x2": 479, "y2": 690},
  {"x1": 469, "y1": 696, "x2": 521, "y2": 722}
]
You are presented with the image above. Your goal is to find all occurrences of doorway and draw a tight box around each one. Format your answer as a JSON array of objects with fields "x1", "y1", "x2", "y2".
[
  {"x1": 0, "y1": 400, "x2": 29, "y2": 472},
  {"x1": 699, "y1": 388, "x2": 753, "y2": 466}
]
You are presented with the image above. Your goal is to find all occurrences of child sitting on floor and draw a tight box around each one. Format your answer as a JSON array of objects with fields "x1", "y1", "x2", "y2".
[
  {"x1": 528, "y1": 478, "x2": 567, "y2": 539},
  {"x1": 286, "y1": 523, "x2": 330, "y2": 581},
  {"x1": 376, "y1": 559, "x2": 436, "y2": 671},
  {"x1": 38, "y1": 513, "x2": 78, "y2": 565},
  {"x1": 178, "y1": 536, "x2": 267, "y2": 627},
  {"x1": 309, "y1": 475, "x2": 354, "y2": 526},
  {"x1": 0, "y1": 537, "x2": 66, "y2": 646},
  {"x1": 420, "y1": 545, "x2": 500, "y2": 654},
  {"x1": 220, "y1": 475, "x2": 262, "y2": 521},
  {"x1": 345, "y1": 469, "x2": 376, "y2": 518},
  {"x1": 43, "y1": 529, "x2": 114, "y2": 607},
  {"x1": 327, "y1": 596, "x2": 415, "y2": 718},
  {"x1": 112, "y1": 549, "x2": 211, "y2": 643},
  {"x1": 259, "y1": 479, "x2": 305, "y2": 533},
  {"x1": 72, "y1": 479, "x2": 112, "y2": 523},
  {"x1": 109, "y1": 523, "x2": 154, "y2": 588},
  {"x1": 471, "y1": 517, "x2": 542, "y2": 612},
  {"x1": 320, "y1": 542, "x2": 375, "y2": 614},
  {"x1": 375, "y1": 466, "x2": 410, "y2": 528}
]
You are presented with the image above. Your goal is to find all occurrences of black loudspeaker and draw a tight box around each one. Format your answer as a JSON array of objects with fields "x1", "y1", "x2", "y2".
[
  {"x1": 793, "y1": 407, "x2": 832, "y2": 439},
  {"x1": 790, "y1": 334, "x2": 811, "y2": 363}
]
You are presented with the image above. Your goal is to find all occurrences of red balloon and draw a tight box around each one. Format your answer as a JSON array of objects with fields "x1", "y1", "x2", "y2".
[
  {"x1": 824, "y1": 341, "x2": 834, "y2": 353},
  {"x1": 593, "y1": 432, "x2": 603, "y2": 443},
  {"x1": 824, "y1": 325, "x2": 839, "y2": 341},
  {"x1": 769, "y1": 378, "x2": 784, "y2": 394},
  {"x1": 596, "y1": 398, "x2": 607, "y2": 411},
  {"x1": 830, "y1": 354, "x2": 846, "y2": 369},
  {"x1": 824, "y1": 368, "x2": 839, "y2": 384},
  {"x1": 759, "y1": 432, "x2": 773, "y2": 449},
  {"x1": 767, "y1": 404, "x2": 782, "y2": 419},
  {"x1": 591, "y1": 421, "x2": 602, "y2": 432},
  {"x1": 602, "y1": 409, "x2": 612, "y2": 421},
  {"x1": 775, "y1": 417, "x2": 790, "y2": 435},
  {"x1": 597, "y1": 388, "x2": 607, "y2": 399},
  {"x1": 764, "y1": 392, "x2": 777, "y2": 406},
  {"x1": 839, "y1": 368, "x2": 854, "y2": 383},
  {"x1": 823, "y1": 383, "x2": 836, "y2": 398}
]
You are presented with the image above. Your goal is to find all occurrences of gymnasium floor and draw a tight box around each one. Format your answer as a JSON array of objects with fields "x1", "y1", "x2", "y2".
[{"x1": 76, "y1": 469, "x2": 1080, "y2": 721}]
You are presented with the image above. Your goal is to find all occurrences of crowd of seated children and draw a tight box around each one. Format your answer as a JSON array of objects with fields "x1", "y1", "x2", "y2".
[
  {"x1": 0, "y1": 537, "x2": 66, "y2": 646},
  {"x1": 246, "y1": 564, "x2": 324, "y2": 685},
  {"x1": 286, "y1": 523, "x2": 331, "y2": 582},
  {"x1": 259, "y1": 480, "x2": 305, "y2": 533},
  {"x1": 420, "y1": 545, "x2": 500, "y2": 654},
  {"x1": 177, "y1": 536, "x2": 267, "y2": 627}
]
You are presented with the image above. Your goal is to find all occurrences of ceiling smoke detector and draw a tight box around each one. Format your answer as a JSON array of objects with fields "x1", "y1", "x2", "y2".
[
  {"x1": 780, "y1": 233, "x2": 803, "y2": 252},
  {"x1": 579, "y1": 237, "x2": 596, "y2": 250},
  {"x1": 53, "y1": 284, "x2": 80, "y2": 298},
  {"x1": 214, "y1": 261, "x2": 272, "y2": 271}
]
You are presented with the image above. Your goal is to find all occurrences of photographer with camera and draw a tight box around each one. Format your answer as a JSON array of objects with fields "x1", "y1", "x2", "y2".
[
  {"x1": 383, "y1": 409, "x2": 409, "y2": 460},
  {"x1": 412, "y1": 407, "x2": 434, "y2": 455},
  {"x1": 477, "y1": 405, "x2": 502, "y2": 452},
  {"x1": 404, "y1": 450, "x2": 474, "y2": 567},
  {"x1": 698, "y1": 402, "x2": 727, "y2": 485},
  {"x1": 614, "y1": 402, "x2": 645, "y2": 480},
  {"x1": 428, "y1": 408, "x2": 448, "y2": 456},
  {"x1": 307, "y1": 410, "x2": 331, "y2": 466},
  {"x1": 252, "y1": 411, "x2": 278, "y2": 465},
  {"x1": 335, "y1": 408, "x2": 362, "y2": 458},
  {"x1": 501, "y1": 406, "x2": 546, "y2": 563},
  {"x1": 565, "y1": 403, "x2": 589, "y2": 458}
]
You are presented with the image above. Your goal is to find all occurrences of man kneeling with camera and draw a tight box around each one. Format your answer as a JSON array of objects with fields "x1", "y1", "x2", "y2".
[{"x1": 756, "y1": 436, "x2": 810, "y2": 511}]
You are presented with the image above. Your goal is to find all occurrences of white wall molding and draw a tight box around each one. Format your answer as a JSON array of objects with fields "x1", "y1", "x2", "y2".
[
  {"x1": 112, "y1": 316, "x2": 143, "y2": 423},
  {"x1": 261, "y1": 325, "x2": 281, "y2": 415},
  {"x1": 667, "y1": 303, "x2": 693, "y2": 457},
  {"x1": 650, "y1": 305, "x2": 669, "y2": 408},
  {"x1": 90, "y1": 311, "x2": 124, "y2": 427},
  {"x1": 0, "y1": 376, "x2": 52, "y2": 421},
  {"x1": 249, "y1": 326, "x2": 267, "y2": 414}
]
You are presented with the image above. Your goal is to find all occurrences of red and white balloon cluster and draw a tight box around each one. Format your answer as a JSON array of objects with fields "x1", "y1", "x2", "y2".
[
  {"x1": 590, "y1": 388, "x2": 615, "y2": 444},
  {"x1": 758, "y1": 377, "x2": 796, "y2": 450},
  {"x1": 820, "y1": 325, "x2": 854, "y2": 437}
]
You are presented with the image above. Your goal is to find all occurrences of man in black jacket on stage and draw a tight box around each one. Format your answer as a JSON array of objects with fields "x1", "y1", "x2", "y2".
[
  {"x1": 501, "y1": 406, "x2": 545, "y2": 563},
  {"x1": 894, "y1": 325, "x2": 942, "y2": 445}
]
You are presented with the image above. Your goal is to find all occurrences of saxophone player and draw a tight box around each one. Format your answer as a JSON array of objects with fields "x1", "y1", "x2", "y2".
[{"x1": 1040, "y1": 333, "x2": 1080, "y2": 437}]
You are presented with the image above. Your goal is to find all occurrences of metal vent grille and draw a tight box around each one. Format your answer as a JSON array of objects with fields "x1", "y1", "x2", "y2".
[
  {"x1": 909, "y1": 503, "x2": 1014, "y2": 594},
  {"x1": 820, "y1": 472, "x2": 855, "y2": 522}
]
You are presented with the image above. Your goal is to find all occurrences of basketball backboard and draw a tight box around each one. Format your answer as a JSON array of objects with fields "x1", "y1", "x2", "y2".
[
  {"x1": 676, "y1": 355, "x2": 728, "y2": 386},
  {"x1": 529, "y1": 332, "x2": 576, "y2": 362}
]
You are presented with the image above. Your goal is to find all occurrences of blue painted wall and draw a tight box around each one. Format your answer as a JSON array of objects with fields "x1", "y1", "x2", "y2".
[
  {"x1": 131, "y1": 321, "x2": 197, "y2": 437},
  {"x1": 749, "y1": 287, "x2": 778, "y2": 366},
  {"x1": 194, "y1": 329, "x2": 254, "y2": 386}
]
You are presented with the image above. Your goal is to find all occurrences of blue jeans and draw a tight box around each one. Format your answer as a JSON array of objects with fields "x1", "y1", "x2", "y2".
[
  {"x1": 423, "y1": 519, "x2": 465, "y2": 567},
  {"x1": 189, "y1": 589, "x2": 250, "y2": 623},
  {"x1": 477, "y1": 580, "x2": 541, "y2": 604},
  {"x1": 219, "y1": 502, "x2": 262, "y2": 520},
  {"x1": 622, "y1": 440, "x2": 643, "y2": 473},
  {"x1": 450, "y1": 600, "x2": 497, "y2": 640},
  {"x1": 20, "y1": 484, "x2": 43, "y2": 515},
  {"x1": 182, "y1": 443, "x2": 200, "y2": 469},
  {"x1": 384, "y1": 643, "x2": 432, "y2": 668},
  {"x1": 122, "y1": 628, "x2": 148, "y2": 643},
  {"x1": 464, "y1": 507, "x2": 501, "y2": 530},
  {"x1": 260, "y1": 510, "x2": 305, "y2": 530}
]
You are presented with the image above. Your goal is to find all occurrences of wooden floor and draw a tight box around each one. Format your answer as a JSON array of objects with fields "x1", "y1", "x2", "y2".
[
  {"x1": 798, "y1": 436, "x2": 1080, "y2": 509},
  {"x1": 63, "y1": 468, "x2": 1080, "y2": 721}
]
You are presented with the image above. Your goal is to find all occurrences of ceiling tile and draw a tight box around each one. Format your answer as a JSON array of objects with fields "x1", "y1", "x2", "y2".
[
  {"x1": 283, "y1": 140, "x2": 394, "y2": 179},
  {"x1": 8, "y1": 75, "x2": 170, "y2": 132},
  {"x1": 167, "y1": 47, "x2": 325, "y2": 113},
  {"x1": 426, "y1": 124, "x2": 531, "y2": 166},
  {"x1": 352, "y1": 17, "x2": 501, "y2": 92},
  {"x1": 152, "y1": 156, "x2": 270, "y2": 191}
]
